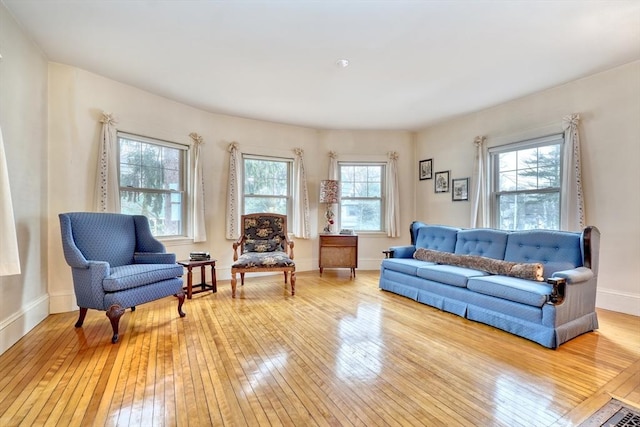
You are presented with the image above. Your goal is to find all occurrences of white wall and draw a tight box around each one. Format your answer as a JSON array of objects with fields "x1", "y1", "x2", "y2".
[
  {"x1": 415, "y1": 61, "x2": 640, "y2": 316},
  {"x1": 0, "y1": 5, "x2": 49, "y2": 354},
  {"x1": 47, "y1": 64, "x2": 415, "y2": 313}
]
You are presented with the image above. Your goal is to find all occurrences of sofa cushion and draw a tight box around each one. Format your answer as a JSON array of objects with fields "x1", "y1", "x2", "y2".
[
  {"x1": 103, "y1": 263, "x2": 184, "y2": 292},
  {"x1": 504, "y1": 230, "x2": 582, "y2": 276},
  {"x1": 467, "y1": 275, "x2": 553, "y2": 307},
  {"x1": 414, "y1": 225, "x2": 460, "y2": 252},
  {"x1": 382, "y1": 258, "x2": 434, "y2": 276},
  {"x1": 416, "y1": 264, "x2": 489, "y2": 288},
  {"x1": 454, "y1": 228, "x2": 509, "y2": 259},
  {"x1": 414, "y1": 248, "x2": 544, "y2": 281}
]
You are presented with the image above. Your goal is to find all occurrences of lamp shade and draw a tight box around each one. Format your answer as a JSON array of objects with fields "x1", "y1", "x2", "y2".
[{"x1": 319, "y1": 179, "x2": 339, "y2": 204}]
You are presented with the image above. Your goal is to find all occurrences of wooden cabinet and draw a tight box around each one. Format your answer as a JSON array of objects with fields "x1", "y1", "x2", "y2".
[{"x1": 319, "y1": 234, "x2": 358, "y2": 278}]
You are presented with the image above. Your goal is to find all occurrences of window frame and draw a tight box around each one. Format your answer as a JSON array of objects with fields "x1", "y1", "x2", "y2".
[
  {"x1": 241, "y1": 154, "x2": 294, "y2": 221},
  {"x1": 117, "y1": 132, "x2": 190, "y2": 239},
  {"x1": 338, "y1": 161, "x2": 386, "y2": 233},
  {"x1": 488, "y1": 133, "x2": 564, "y2": 231}
]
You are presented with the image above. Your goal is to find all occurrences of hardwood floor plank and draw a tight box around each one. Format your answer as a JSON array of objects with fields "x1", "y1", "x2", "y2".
[{"x1": 0, "y1": 271, "x2": 638, "y2": 427}]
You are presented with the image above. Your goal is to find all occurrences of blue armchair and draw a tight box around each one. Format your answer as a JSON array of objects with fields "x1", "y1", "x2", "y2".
[{"x1": 59, "y1": 212, "x2": 185, "y2": 343}]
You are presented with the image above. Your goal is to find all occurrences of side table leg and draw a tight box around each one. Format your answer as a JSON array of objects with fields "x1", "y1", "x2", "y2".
[
  {"x1": 211, "y1": 264, "x2": 217, "y2": 293},
  {"x1": 186, "y1": 267, "x2": 193, "y2": 299},
  {"x1": 200, "y1": 265, "x2": 206, "y2": 292}
]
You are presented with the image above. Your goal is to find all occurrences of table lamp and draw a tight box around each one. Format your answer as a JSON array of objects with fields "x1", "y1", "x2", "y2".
[{"x1": 319, "y1": 179, "x2": 339, "y2": 233}]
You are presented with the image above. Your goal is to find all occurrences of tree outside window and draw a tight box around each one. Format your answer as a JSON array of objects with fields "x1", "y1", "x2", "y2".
[
  {"x1": 339, "y1": 163, "x2": 385, "y2": 232},
  {"x1": 490, "y1": 135, "x2": 563, "y2": 230},
  {"x1": 243, "y1": 156, "x2": 292, "y2": 216},
  {"x1": 118, "y1": 134, "x2": 187, "y2": 237}
]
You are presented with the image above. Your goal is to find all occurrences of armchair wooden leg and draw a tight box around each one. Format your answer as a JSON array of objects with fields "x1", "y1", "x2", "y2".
[
  {"x1": 231, "y1": 273, "x2": 237, "y2": 298},
  {"x1": 291, "y1": 271, "x2": 296, "y2": 296},
  {"x1": 176, "y1": 291, "x2": 186, "y2": 317},
  {"x1": 284, "y1": 271, "x2": 288, "y2": 284},
  {"x1": 75, "y1": 307, "x2": 88, "y2": 328},
  {"x1": 240, "y1": 272, "x2": 245, "y2": 286},
  {"x1": 106, "y1": 304, "x2": 126, "y2": 344}
]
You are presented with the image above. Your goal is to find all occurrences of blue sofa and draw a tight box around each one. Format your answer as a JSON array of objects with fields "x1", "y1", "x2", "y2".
[{"x1": 379, "y1": 222, "x2": 600, "y2": 348}]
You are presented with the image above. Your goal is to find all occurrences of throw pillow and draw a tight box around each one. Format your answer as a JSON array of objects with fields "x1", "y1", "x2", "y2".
[{"x1": 414, "y1": 248, "x2": 543, "y2": 281}]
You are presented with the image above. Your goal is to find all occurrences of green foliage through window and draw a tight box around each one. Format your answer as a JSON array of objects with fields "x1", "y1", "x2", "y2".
[
  {"x1": 339, "y1": 163, "x2": 384, "y2": 231},
  {"x1": 243, "y1": 156, "x2": 291, "y2": 215},
  {"x1": 118, "y1": 133, "x2": 187, "y2": 237}
]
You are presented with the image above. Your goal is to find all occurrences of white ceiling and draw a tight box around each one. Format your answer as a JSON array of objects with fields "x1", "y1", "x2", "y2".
[{"x1": 3, "y1": 0, "x2": 640, "y2": 131}]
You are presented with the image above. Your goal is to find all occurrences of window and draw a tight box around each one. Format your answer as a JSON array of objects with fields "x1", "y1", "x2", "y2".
[
  {"x1": 242, "y1": 155, "x2": 292, "y2": 216},
  {"x1": 489, "y1": 134, "x2": 563, "y2": 230},
  {"x1": 339, "y1": 163, "x2": 385, "y2": 232},
  {"x1": 118, "y1": 132, "x2": 188, "y2": 237}
]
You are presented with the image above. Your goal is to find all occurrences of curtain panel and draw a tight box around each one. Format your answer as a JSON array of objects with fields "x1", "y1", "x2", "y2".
[
  {"x1": 470, "y1": 136, "x2": 487, "y2": 228},
  {"x1": 226, "y1": 142, "x2": 241, "y2": 239},
  {"x1": 293, "y1": 148, "x2": 311, "y2": 238},
  {"x1": 386, "y1": 151, "x2": 400, "y2": 237},
  {"x1": 95, "y1": 112, "x2": 120, "y2": 213},
  {"x1": 561, "y1": 114, "x2": 586, "y2": 231},
  {"x1": 0, "y1": 126, "x2": 21, "y2": 276},
  {"x1": 190, "y1": 133, "x2": 207, "y2": 242}
]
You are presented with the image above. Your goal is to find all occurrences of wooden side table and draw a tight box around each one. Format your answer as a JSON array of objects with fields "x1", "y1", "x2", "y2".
[
  {"x1": 177, "y1": 259, "x2": 217, "y2": 299},
  {"x1": 319, "y1": 234, "x2": 358, "y2": 278}
]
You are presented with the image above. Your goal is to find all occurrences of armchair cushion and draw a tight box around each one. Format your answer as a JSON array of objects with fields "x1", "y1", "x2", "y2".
[
  {"x1": 103, "y1": 263, "x2": 185, "y2": 292},
  {"x1": 232, "y1": 252, "x2": 295, "y2": 269}
]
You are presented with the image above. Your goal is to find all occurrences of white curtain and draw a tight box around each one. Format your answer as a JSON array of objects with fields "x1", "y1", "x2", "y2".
[
  {"x1": 328, "y1": 151, "x2": 338, "y2": 180},
  {"x1": 95, "y1": 112, "x2": 120, "y2": 213},
  {"x1": 385, "y1": 151, "x2": 400, "y2": 237},
  {"x1": 0, "y1": 125, "x2": 21, "y2": 276},
  {"x1": 561, "y1": 114, "x2": 586, "y2": 231},
  {"x1": 190, "y1": 133, "x2": 207, "y2": 242},
  {"x1": 292, "y1": 148, "x2": 311, "y2": 238},
  {"x1": 225, "y1": 142, "x2": 241, "y2": 239},
  {"x1": 470, "y1": 136, "x2": 487, "y2": 228}
]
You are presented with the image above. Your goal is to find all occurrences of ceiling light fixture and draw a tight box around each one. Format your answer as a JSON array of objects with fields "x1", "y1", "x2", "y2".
[{"x1": 336, "y1": 58, "x2": 349, "y2": 68}]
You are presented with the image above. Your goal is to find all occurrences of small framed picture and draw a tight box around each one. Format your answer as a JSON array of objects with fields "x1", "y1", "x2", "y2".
[
  {"x1": 434, "y1": 170, "x2": 450, "y2": 193},
  {"x1": 452, "y1": 178, "x2": 469, "y2": 201},
  {"x1": 419, "y1": 158, "x2": 433, "y2": 180}
]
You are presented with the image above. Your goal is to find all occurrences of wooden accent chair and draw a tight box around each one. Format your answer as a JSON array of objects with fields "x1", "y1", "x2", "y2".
[
  {"x1": 59, "y1": 212, "x2": 186, "y2": 343},
  {"x1": 231, "y1": 213, "x2": 296, "y2": 298}
]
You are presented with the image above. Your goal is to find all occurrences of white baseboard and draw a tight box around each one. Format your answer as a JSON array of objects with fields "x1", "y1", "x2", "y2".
[
  {"x1": 49, "y1": 290, "x2": 78, "y2": 314},
  {"x1": 0, "y1": 294, "x2": 49, "y2": 355},
  {"x1": 597, "y1": 288, "x2": 640, "y2": 317}
]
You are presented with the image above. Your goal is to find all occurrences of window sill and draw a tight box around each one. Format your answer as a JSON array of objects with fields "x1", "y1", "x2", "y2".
[{"x1": 159, "y1": 237, "x2": 194, "y2": 247}]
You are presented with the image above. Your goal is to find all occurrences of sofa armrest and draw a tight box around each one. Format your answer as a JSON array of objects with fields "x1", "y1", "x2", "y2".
[
  {"x1": 388, "y1": 245, "x2": 416, "y2": 259},
  {"x1": 546, "y1": 267, "x2": 594, "y2": 306},
  {"x1": 71, "y1": 261, "x2": 111, "y2": 310},
  {"x1": 551, "y1": 267, "x2": 594, "y2": 284},
  {"x1": 134, "y1": 252, "x2": 177, "y2": 264}
]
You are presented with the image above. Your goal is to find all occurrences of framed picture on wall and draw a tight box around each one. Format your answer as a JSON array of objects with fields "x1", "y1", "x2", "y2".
[
  {"x1": 419, "y1": 158, "x2": 433, "y2": 180},
  {"x1": 434, "y1": 170, "x2": 450, "y2": 193},
  {"x1": 452, "y1": 178, "x2": 469, "y2": 201}
]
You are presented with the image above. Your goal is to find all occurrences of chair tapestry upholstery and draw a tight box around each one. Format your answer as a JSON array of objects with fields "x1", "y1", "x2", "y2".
[{"x1": 231, "y1": 213, "x2": 296, "y2": 297}]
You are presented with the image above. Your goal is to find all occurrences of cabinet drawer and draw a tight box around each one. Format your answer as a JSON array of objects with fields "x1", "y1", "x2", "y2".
[{"x1": 320, "y1": 235, "x2": 357, "y2": 246}]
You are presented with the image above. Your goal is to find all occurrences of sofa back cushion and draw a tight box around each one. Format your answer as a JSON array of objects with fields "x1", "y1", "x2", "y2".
[
  {"x1": 64, "y1": 212, "x2": 137, "y2": 267},
  {"x1": 504, "y1": 230, "x2": 583, "y2": 277},
  {"x1": 415, "y1": 225, "x2": 460, "y2": 253},
  {"x1": 454, "y1": 229, "x2": 509, "y2": 260}
]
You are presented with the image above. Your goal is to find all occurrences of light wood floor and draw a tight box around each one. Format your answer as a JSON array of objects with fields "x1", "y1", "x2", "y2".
[{"x1": 1, "y1": 271, "x2": 638, "y2": 427}]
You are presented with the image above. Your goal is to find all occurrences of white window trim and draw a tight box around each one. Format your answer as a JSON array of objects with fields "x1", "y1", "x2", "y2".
[{"x1": 338, "y1": 161, "x2": 386, "y2": 233}]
